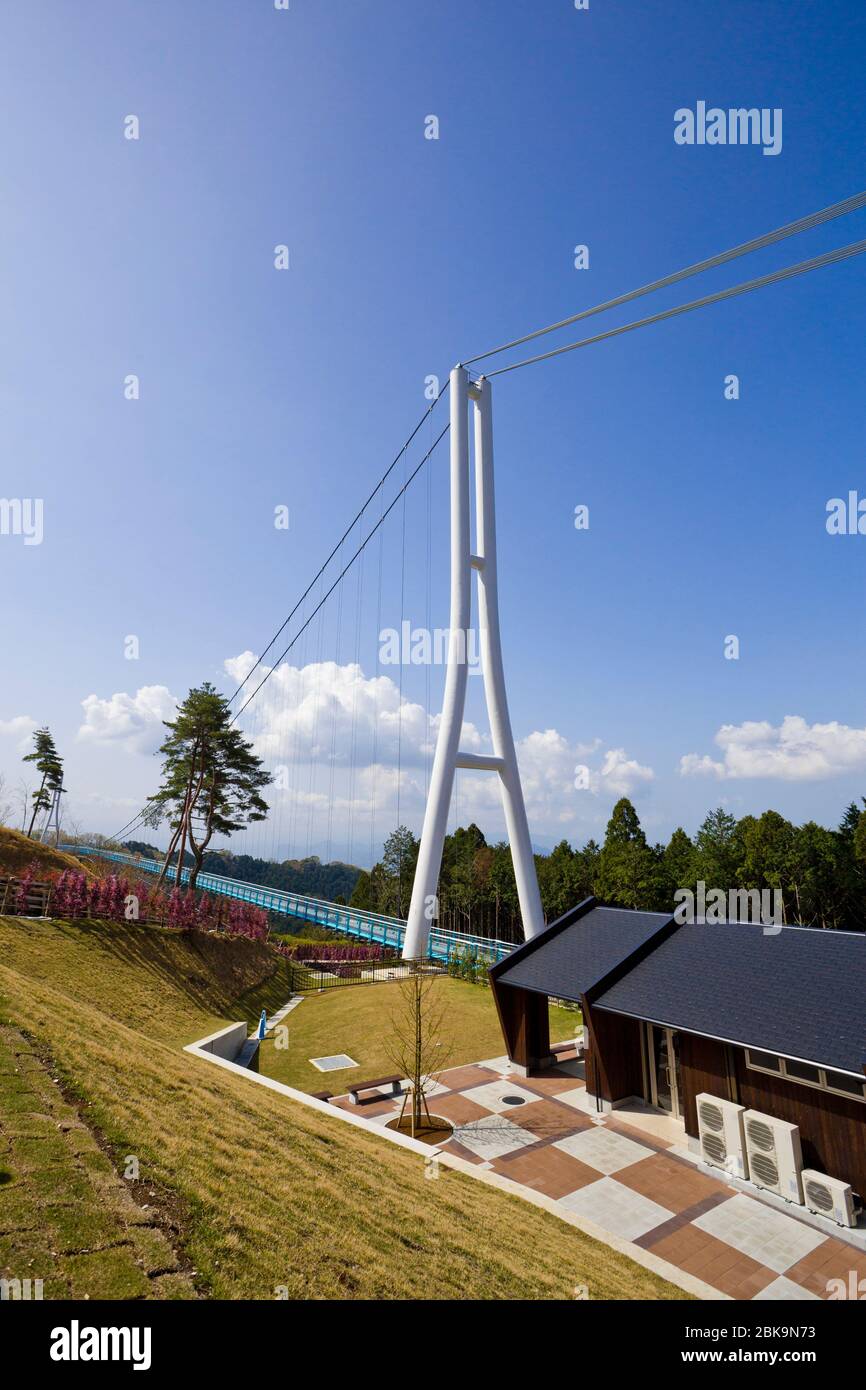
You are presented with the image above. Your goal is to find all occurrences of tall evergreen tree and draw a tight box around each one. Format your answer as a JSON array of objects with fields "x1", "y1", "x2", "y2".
[
  {"x1": 694, "y1": 806, "x2": 741, "y2": 889},
  {"x1": 595, "y1": 798, "x2": 654, "y2": 909},
  {"x1": 788, "y1": 821, "x2": 845, "y2": 929},
  {"x1": 738, "y1": 810, "x2": 796, "y2": 902},
  {"x1": 663, "y1": 827, "x2": 697, "y2": 896},
  {"x1": 379, "y1": 825, "x2": 419, "y2": 917},
  {"x1": 144, "y1": 683, "x2": 272, "y2": 889},
  {"x1": 489, "y1": 841, "x2": 519, "y2": 936},
  {"x1": 23, "y1": 727, "x2": 63, "y2": 837}
]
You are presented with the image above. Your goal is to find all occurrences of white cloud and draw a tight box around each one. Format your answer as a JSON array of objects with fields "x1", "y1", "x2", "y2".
[
  {"x1": 77, "y1": 685, "x2": 180, "y2": 755},
  {"x1": 70, "y1": 658, "x2": 656, "y2": 846},
  {"x1": 224, "y1": 653, "x2": 483, "y2": 771},
  {"x1": 0, "y1": 715, "x2": 37, "y2": 751},
  {"x1": 679, "y1": 752, "x2": 725, "y2": 779},
  {"x1": 680, "y1": 715, "x2": 866, "y2": 782},
  {"x1": 226, "y1": 656, "x2": 655, "y2": 837},
  {"x1": 597, "y1": 747, "x2": 655, "y2": 796}
]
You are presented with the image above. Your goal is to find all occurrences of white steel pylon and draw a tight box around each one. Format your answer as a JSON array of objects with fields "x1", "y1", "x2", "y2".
[
  {"x1": 402, "y1": 367, "x2": 544, "y2": 959},
  {"x1": 38, "y1": 776, "x2": 65, "y2": 848}
]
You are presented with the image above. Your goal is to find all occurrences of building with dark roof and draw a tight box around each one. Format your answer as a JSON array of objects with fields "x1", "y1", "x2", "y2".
[{"x1": 489, "y1": 898, "x2": 866, "y2": 1200}]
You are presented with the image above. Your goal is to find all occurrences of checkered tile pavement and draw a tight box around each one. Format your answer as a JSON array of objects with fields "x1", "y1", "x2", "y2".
[{"x1": 332, "y1": 1053, "x2": 866, "y2": 1301}]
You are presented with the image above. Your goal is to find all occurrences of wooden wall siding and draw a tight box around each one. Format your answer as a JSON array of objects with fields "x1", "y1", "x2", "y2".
[
  {"x1": 584, "y1": 1003, "x2": 642, "y2": 1103},
  {"x1": 678, "y1": 1032, "x2": 732, "y2": 1139},
  {"x1": 490, "y1": 982, "x2": 550, "y2": 1071},
  {"x1": 735, "y1": 1054, "x2": 866, "y2": 1200}
]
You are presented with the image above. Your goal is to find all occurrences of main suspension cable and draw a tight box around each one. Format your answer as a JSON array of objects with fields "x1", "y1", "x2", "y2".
[{"x1": 463, "y1": 188, "x2": 866, "y2": 367}]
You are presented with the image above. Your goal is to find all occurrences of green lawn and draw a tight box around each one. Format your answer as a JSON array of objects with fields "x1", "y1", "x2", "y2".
[{"x1": 259, "y1": 977, "x2": 581, "y2": 1093}]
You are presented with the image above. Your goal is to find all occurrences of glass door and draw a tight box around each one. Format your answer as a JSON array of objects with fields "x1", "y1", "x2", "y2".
[{"x1": 649, "y1": 1025, "x2": 682, "y2": 1119}]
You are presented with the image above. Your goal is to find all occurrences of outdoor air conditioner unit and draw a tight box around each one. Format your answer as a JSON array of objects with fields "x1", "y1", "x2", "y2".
[
  {"x1": 743, "y1": 1110, "x2": 804, "y2": 1203},
  {"x1": 801, "y1": 1169, "x2": 857, "y2": 1228},
  {"x1": 696, "y1": 1093, "x2": 749, "y2": 1179}
]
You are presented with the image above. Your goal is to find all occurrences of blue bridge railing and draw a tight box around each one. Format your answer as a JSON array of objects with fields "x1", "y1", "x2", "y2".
[{"x1": 62, "y1": 846, "x2": 515, "y2": 966}]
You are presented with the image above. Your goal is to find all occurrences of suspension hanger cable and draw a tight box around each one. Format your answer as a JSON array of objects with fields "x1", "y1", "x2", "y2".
[
  {"x1": 227, "y1": 387, "x2": 450, "y2": 706},
  {"x1": 232, "y1": 421, "x2": 450, "y2": 720},
  {"x1": 109, "y1": 419, "x2": 451, "y2": 846}
]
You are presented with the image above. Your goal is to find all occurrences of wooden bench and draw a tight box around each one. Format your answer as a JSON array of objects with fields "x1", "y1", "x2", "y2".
[
  {"x1": 552, "y1": 1038, "x2": 583, "y2": 1059},
  {"x1": 347, "y1": 1074, "x2": 403, "y2": 1105},
  {"x1": 310, "y1": 1090, "x2": 333, "y2": 1102}
]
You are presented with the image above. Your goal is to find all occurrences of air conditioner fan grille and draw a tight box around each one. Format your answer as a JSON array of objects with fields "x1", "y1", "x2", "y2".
[
  {"x1": 805, "y1": 1181, "x2": 834, "y2": 1213},
  {"x1": 699, "y1": 1102, "x2": 724, "y2": 1132},
  {"x1": 746, "y1": 1119, "x2": 775, "y2": 1151},
  {"x1": 750, "y1": 1152, "x2": 779, "y2": 1187},
  {"x1": 702, "y1": 1134, "x2": 727, "y2": 1164}
]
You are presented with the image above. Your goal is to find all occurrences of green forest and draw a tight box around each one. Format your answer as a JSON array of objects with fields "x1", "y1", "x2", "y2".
[
  {"x1": 122, "y1": 839, "x2": 361, "y2": 904},
  {"x1": 350, "y1": 798, "x2": 866, "y2": 941}
]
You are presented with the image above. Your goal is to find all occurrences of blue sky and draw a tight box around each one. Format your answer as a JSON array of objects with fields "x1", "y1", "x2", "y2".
[{"x1": 2, "y1": 0, "x2": 866, "y2": 864}]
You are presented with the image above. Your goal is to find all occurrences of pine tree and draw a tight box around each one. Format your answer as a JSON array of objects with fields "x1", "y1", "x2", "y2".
[
  {"x1": 23, "y1": 727, "x2": 63, "y2": 837},
  {"x1": 380, "y1": 825, "x2": 419, "y2": 917},
  {"x1": 663, "y1": 827, "x2": 697, "y2": 896},
  {"x1": 694, "y1": 806, "x2": 741, "y2": 889},
  {"x1": 144, "y1": 683, "x2": 272, "y2": 889},
  {"x1": 595, "y1": 798, "x2": 654, "y2": 909}
]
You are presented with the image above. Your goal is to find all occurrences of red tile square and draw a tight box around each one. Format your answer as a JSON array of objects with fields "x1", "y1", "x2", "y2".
[
  {"x1": 785, "y1": 1238, "x2": 866, "y2": 1299},
  {"x1": 438, "y1": 1065, "x2": 499, "y2": 1092},
  {"x1": 616, "y1": 1153, "x2": 732, "y2": 1214},
  {"x1": 431, "y1": 1093, "x2": 492, "y2": 1126},
  {"x1": 491, "y1": 1146, "x2": 598, "y2": 1199},
  {"x1": 513, "y1": 1099, "x2": 590, "y2": 1141},
  {"x1": 648, "y1": 1225, "x2": 776, "y2": 1299}
]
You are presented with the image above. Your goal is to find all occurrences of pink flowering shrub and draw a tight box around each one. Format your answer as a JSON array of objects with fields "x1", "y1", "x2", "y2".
[
  {"x1": 42, "y1": 868, "x2": 269, "y2": 942},
  {"x1": 14, "y1": 863, "x2": 38, "y2": 914},
  {"x1": 275, "y1": 941, "x2": 386, "y2": 962}
]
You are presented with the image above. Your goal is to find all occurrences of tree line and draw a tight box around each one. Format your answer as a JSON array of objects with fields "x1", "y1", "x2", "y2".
[{"x1": 350, "y1": 797, "x2": 866, "y2": 939}]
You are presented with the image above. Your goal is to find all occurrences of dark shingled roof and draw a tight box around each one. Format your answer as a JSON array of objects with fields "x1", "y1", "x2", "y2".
[
  {"x1": 492, "y1": 903, "x2": 672, "y2": 999},
  {"x1": 594, "y1": 921, "x2": 866, "y2": 1076}
]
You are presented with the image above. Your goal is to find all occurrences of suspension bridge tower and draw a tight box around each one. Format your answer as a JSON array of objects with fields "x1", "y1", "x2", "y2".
[
  {"x1": 402, "y1": 366, "x2": 544, "y2": 959},
  {"x1": 38, "y1": 775, "x2": 66, "y2": 849}
]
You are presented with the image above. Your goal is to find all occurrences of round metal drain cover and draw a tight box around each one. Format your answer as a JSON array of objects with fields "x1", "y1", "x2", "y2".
[{"x1": 501, "y1": 1095, "x2": 527, "y2": 1106}]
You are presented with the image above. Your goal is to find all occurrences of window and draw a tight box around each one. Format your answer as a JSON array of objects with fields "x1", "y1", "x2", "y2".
[
  {"x1": 825, "y1": 1069, "x2": 866, "y2": 1098},
  {"x1": 745, "y1": 1049, "x2": 866, "y2": 1103},
  {"x1": 747, "y1": 1050, "x2": 781, "y2": 1072},
  {"x1": 785, "y1": 1059, "x2": 821, "y2": 1085}
]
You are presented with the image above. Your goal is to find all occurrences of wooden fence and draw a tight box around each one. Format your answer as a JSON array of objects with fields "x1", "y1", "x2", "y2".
[{"x1": 0, "y1": 876, "x2": 52, "y2": 917}]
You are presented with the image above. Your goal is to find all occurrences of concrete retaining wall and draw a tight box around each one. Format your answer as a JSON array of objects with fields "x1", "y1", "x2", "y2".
[{"x1": 192, "y1": 1021, "x2": 249, "y2": 1062}]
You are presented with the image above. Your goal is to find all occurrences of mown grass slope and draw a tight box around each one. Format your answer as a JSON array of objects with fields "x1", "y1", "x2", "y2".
[
  {"x1": 0, "y1": 1026, "x2": 196, "y2": 1299},
  {"x1": 0, "y1": 916, "x2": 686, "y2": 1301}
]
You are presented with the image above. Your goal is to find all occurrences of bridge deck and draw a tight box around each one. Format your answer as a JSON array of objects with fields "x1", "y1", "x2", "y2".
[{"x1": 64, "y1": 847, "x2": 514, "y2": 965}]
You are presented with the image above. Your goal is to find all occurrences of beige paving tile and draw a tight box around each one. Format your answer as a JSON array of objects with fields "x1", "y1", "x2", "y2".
[
  {"x1": 554, "y1": 1126, "x2": 654, "y2": 1175},
  {"x1": 558, "y1": 1176, "x2": 673, "y2": 1243},
  {"x1": 693, "y1": 1193, "x2": 827, "y2": 1275}
]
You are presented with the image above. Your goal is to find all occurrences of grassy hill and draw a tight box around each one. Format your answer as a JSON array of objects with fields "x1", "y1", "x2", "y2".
[
  {"x1": 0, "y1": 914, "x2": 685, "y2": 1300},
  {"x1": 0, "y1": 826, "x2": 95, "y2": 880}
]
